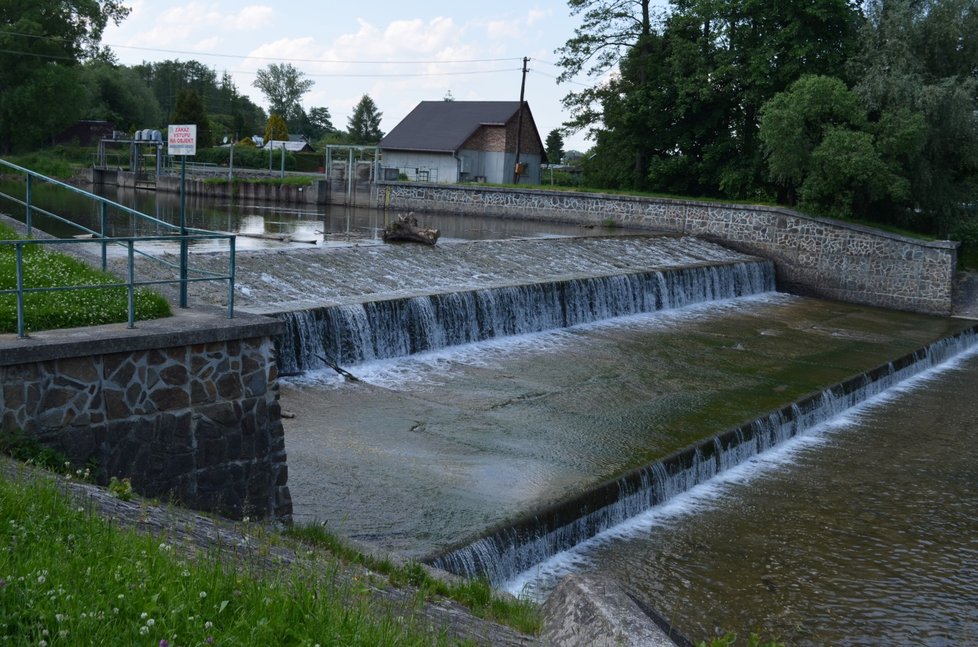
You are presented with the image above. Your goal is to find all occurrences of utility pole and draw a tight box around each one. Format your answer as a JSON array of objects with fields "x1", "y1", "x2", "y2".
[{"x1": 513, "y1": 56, "x2": 529, "y2": 184}]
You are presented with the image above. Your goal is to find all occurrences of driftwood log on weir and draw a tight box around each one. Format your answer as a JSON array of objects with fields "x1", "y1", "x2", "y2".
[{"x1": 382, "y1": 213, "x2": 440, "y2": 246}]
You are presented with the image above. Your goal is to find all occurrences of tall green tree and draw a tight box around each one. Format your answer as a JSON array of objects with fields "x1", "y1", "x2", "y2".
[
  {"x1": 0, "y1": 0, "x2": 130, "y2": 152},
  {"x1": 253, "y1": 63, "x2": 313, "y2": 126},
  {"x1": 83, "y1": 61, "x2": 162, "y2": 131},
  {"x1": 171, "y1": 88, "x2": 213, "y2": 148},
  {"x1": 545, "y1": 129, "x2": 565, "y2": 164},
  {"x1": 304, "y1": 107, "x2": 335, "y2": 140},
  {"x1": 559, "y1": 0, "x2": 862, "y2": 196},
  {"x1": 849, "y1": 0, "x2": 978, "y2": 235},
  {"x1": 760, "y1": 75, "x2": 912, "y2": 218},
  {"x1": 347, "y1": 94, "x2": 384, "y2": 144}
]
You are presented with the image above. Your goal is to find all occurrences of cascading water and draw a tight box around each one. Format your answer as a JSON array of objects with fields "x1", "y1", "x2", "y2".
[
  {"x1": 427, "y1": 327, "x2": 978, "y2": 586},
  {"x1": 275, "y1": 260, "x2": 775, "y2": 374}
]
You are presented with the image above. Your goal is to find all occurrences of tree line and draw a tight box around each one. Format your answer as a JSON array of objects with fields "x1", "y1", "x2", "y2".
[
  {"x1": 558, "y1": 0, "x2": 978, "y2": 238},
  {"x1": 0, "y1": 2, "x2": 384, "y2": 155}
]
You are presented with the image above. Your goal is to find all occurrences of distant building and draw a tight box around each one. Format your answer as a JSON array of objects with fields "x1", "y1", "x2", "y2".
[
  {"x1": 379, "y1": 101, "x2": 546, "y2": 184},
  {"x1": 55, "y1": 120, "x2": 115, "y2": 147},
  {"x1": 263, "y1": 135, "x2": 315, "y2": 153}
]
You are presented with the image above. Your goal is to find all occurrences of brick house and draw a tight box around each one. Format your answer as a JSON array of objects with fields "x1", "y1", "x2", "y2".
[{"x1": 379, "y1": 101, "x2": 547, "y2": 184}]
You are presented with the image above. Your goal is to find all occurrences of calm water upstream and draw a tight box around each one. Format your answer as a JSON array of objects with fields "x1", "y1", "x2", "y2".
[{"x1": 0, "y1": 179, "x2": 609, "y2": 250}]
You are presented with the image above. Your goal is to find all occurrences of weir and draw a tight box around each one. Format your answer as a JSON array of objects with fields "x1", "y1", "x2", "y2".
[
  {"x1": 426, "y1": 326, "x2": 978, "y2": 585},
  {"x1": 275, "y1": 260, "x2": 775, "y2": 373}
]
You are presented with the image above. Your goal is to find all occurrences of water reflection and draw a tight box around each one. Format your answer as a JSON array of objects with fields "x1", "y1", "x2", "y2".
[{"x1": 0, "y1": 179, "x2": 611, "y2": 252}]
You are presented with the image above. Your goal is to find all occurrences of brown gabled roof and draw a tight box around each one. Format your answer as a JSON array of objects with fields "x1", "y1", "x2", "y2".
[{"x1": 379, "y1": 101, "x2": 526, "y2": 153}]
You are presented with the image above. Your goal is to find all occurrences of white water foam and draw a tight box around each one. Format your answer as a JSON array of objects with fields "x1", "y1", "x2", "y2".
[
  {"x1": 500, "y1": 342, "x2": 978, "y2": 600},
  {"x1": 281, "y1": 292, "x2": 785, "y2": 390}
]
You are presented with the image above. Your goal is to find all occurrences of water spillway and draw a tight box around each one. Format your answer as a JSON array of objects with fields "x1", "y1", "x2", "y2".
[
  {"x1": 275, "y1": 259, "x2": 775, "y2": 373},
  {"x1": 426, "y1": 326, "x2": 978, "y2": 585}
]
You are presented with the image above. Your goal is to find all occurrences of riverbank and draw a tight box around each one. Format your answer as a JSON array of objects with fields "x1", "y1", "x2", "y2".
[{"x1": 0, "y1": 456, "x2": 539, "y2": 645}]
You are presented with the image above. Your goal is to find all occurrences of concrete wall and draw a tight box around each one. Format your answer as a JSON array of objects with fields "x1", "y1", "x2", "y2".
[
  {"x1": 376, "y1": 183, "x2": 959, "y2": 315},
  {"x1": 155, "y1": 175, "x2": 327, "y2": 205},
  {"x1": 381, "y1": 151, "x2": 459, "y2": 183},
  {"x1": 0, "y1": 309, "x2": 292, "y2": 521}
]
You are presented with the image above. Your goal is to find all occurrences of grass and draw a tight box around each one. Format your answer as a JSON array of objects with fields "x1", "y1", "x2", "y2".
[
  {"x1": 2, "y1": 147, "x2": 92, "y2": 180},
  {"x1": 285, "y1": 525, "x2": 541, "y2": 636},
  {"x1": 0, "y1": 473, "x2": 476, "y2": 646},
  {"x1": 0, "y1": 222, "x2": 171, "y2": 333},
  {"x1": 0, "y1": 434, "x2": 541, "y2": 641},
  {"x1": 204, "y1": 176, "x2": 314, "y2": 187}
]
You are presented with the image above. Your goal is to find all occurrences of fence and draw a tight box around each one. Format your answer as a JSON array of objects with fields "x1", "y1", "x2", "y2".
[{"x1": 0, "y1": 159, "x2": 236, "y2": 338}]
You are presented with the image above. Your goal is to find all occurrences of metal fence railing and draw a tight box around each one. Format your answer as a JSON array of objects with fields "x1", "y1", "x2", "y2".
[{"x1": 0, "y1": 159, "x2": 236, "y2": 338}]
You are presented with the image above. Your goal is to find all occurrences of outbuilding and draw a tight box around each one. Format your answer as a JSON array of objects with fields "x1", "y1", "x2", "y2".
[{"x1": 379, "y1": 101, "x2": 546, "y2": 185}]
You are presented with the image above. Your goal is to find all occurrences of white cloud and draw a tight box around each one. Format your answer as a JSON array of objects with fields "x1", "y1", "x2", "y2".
[{"x1": 230, "y1": 5, "x2": 275, "y2": 30}]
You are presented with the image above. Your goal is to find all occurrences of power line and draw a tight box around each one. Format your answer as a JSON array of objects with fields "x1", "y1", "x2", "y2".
[
  {"x1": 107, "y1": 43, "x2": 525, "y2": 65},
  {"x1": 227, "y1": 66, "x2": 522, "y2": 79}
]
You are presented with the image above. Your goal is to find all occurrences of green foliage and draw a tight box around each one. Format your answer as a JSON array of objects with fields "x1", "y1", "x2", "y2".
[
  {"x1": 4, "y1": 151, "x2": 76, "y2": 180},
  {"x1": 170, "y1": 89, "x2": 213, "y2": 148},
  {"x1": 252, "y1": 63, "x2": 314, "y2": 124},
  {"x1": 544, "y1": 169, "x2": 581, "y2": 187},
  {"x1": 194, "y1": 145, "x2": 290, "y2": 171},
  {"x1": 847, "y1": 0, "x2": 978, "y2": 235},
  {"x1": 108, "y1": 476, "x2": 133, "y2": 501},
  {"x1": 0, "y1": 0, "x2": 130, "y2": 153},
  {"x1": 285, "y1": 524, "x2": 541, "y2": 635},
  {"x1": 951, "y1": 216, "x2": 978, "y2": 270},
  {"x1": 82, "y1": 61, "x2": 162, "y2": 131},
  {"x1": 263, "y1": 113, "x2": 289, "y2": 144},
  {"x1": 0, "y1": 477, "x2": 472, "y2": 646},
  {"x1": 0, "y1": 429, "x2": 70, "y2": 474},
  {"x1": 697, "y1": 632, "x2": 784, "y2": 647},
  {"x1": 566, "y1": 0, "x2": 862, "y2": 198},
  {"x1": 0, "y1": 223, "x2": 171, "y2": 333},
  {"x1": 545, "y1": 128, "x2": 565, "y2": 164},
  {"x1": 132, "y1": 62, "x2": 266, "y2": 137},
  {"x1": 347, "y1": 94, "x2": 384, "y2": 144}
]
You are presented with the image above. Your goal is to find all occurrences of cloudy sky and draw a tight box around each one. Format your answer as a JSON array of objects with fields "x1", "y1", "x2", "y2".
[{"x1": 101, "y1": 0, "x2": 640, "y2": 151}]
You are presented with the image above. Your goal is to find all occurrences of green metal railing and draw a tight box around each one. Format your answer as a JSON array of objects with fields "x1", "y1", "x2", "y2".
[{"x1": 0, "y1": 159, "x2": 236, "y2": 338}]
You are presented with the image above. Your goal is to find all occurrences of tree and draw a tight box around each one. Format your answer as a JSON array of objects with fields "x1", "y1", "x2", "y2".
[
  {"x1": 545, "y1": 129, "x2": 565, "y2": 164},
  {"x1": 0, "y1": 0, "x2": 130, "y2": 152},
  {"x1": 264, "y1": 113, "x2": 289, "y2": 144},
  {"x1": 849, "y1": 0, "x2": 978, "y2": 235},
  {"x1": 305, "y1": 107, "x2": 335, "y2": 140},
  {"x1": 558, "y1": 0, "x2": 862, "y2": 197},
  {"x1": 253, "y1": 63, "x2": 313, "y2": 124},
  {"x1": 555, "y1": 0, "x2": 656, "y2": 176},
  {"x1": 759, "y1": 75, "x2": 912, "y2": 218},
  {"x1": 171, "y1": 89, "x2": 213, "y2": 148},
  {"x1": 759, "y1": 75, "x2": 869, "y2": 204},
  {"x1": 347, "y1": 94, "x2": 384, "y2": 144},
  {"x1": 83, "y1": 62, "x2": 162, "y2": 131}
]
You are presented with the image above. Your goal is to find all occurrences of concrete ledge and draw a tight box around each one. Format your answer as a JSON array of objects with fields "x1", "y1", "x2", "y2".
[
  {"x1": 541, "y1": 573, "x2": 685, "y2": 647},
  {"x1": 0, "y1": 306, "x2": 283, "y2": 366}
]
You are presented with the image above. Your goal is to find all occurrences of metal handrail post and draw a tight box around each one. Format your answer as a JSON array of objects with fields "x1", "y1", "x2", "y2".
[
  {"x1": 15, "y1": 243, "x2": 25, "y2": 338},
  {"x1": 127, "y1": 239, "x2": 135, "y2": 328},
  {"x1": 25, "y1": 175, "x2": 32, "y2": 236},
  {"x1": 100, "y1": 201, "x2": 109, "y2": 271},
  {"x1": 179, "y1": 155, "x2": 188, "y2": 308},
  {"x1": 227, "y1": 236, "x2": 236, "y2": 319}
]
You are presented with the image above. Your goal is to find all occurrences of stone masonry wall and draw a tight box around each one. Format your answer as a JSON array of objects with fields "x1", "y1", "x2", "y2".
[
  {"x1": 378, "y1": 183, "x2": 959, "y2": 315},
  {"x1": 0, "y1": 314, "x2": 291, "y2": 521}
]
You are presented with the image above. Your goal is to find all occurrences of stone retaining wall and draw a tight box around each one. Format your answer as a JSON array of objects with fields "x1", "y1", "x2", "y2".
[
  {"x1": 378, "y1": 183, "x2": 959, "y2": 315},
  {"x1": 0, "y1": 310, "x2": 291, "y2": 520}
]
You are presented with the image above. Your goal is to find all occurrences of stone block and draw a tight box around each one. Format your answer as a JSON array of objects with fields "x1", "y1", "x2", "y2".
[{"x1": 541, "y1": 573, "x2": 679, "y2": 647}]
